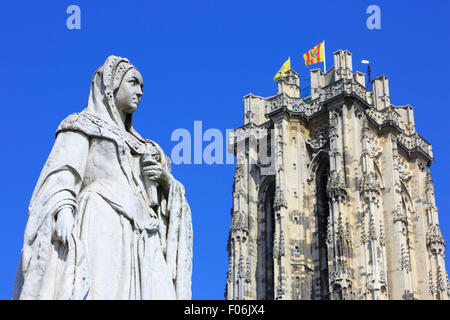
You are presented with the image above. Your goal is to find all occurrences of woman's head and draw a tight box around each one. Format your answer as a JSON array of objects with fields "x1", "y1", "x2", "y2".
[
  {"x1": 86, "y1": 55, "x2": 144, "y2": 131},
  {"x1": 114, "y1": 67, "x2": 144, "y2": 115}
]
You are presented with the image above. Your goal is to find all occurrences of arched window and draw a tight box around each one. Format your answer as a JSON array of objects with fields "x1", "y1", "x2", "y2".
[
  {"x1": 256, "y1": 177, "x2": 275, "y2": 299},
  {"x1": 313, "y1": 160, "x2": 330, "y2": 300}
]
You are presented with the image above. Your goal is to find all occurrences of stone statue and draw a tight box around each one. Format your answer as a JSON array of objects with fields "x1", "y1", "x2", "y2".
[{"x1": 13, "y1": 56, "x2": 193, "y2": 300}]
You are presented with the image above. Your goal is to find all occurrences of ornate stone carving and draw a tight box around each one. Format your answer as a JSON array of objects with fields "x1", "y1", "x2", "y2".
[
  {"x1": 234, "y1": 164, "x2": 244, "y2": 192},
  {"x1": 266, "y1": 94, "x2": 285, "y2": 113},
  {"x1": 323, "y1": 79, "x2": 345, "y2": 101},
  {"x1": 379, "y1": 221, "x2": 386, "y2": 246},
  {"x1": 231, "y1": 123, "x2": 270, "y2": 146},
  {"x1": 238, "y1": 253, "x2": 246, "y2": 279},
  {"x1": 398, "y1": 158, "x2": 412, "y2": 182},
  {"x1": 231, "y1": 210, "x2": 249, "y2": 233},
  {"x1": 344, "y1": 218, "x2": 352, "y2": 244},
  {"x1": 273, "y1": 233, "x2": 279, "y2": 259},
  {"x1": 429, "y1": 270, "x2": 435, "y2": 296},
  {"x1": 327, "y1": 215, "x2": 333, "y2": 245},
  {"x1": 280, "y1": 231, "x2": 286, "y2": 256},
  {"x1": 330, "y1": 110, "x2": 340, "y2": 128},
  {"x1": 418, "y1": 161, "x2": 426, "y2": 172},
  {"x1": 227, "y1": 50, "x2": 446, "y2": 301},
  {"x1": 306, "y1": 123, "x2": 329, "y2": 150},
  {"x1": 397, "y1": 132, "x2": 433, "y2": 160},
  {"x1": 227, "y1": 259, "x2": 233, "y2": 283},
  {"x1": 360, "y1": 172, "x2": 381, "y2": 196},
  {"x1": 306, "y1": 150, "x2": 329, "y2": 185},
  {"x1": 366, "y1": 106, "x2": 402, "y2": 130},
  {"x1": 336, "y1": 214, "x2": 345, "y2": 240},
  {"x1": 393, "y1": 206, "x2": 408, "y2": 225},
  {"x1": 425, "y1": 172, "x2": 435, "y2": 194},
  {"x1": 329, "y1": 265, "x2": 351, "y2": 284},
  {"x1": 245, "y1": 258, "x2": 252, "y2": 283},
  {"x1": 426, "y1": 225, "x2": 446, "y2": 255},
  {"x1": 368, "y1": 214, "x2": 378, "y2": 241},
  {"x1": 400, "y1": 244, "x2": 412, "y2": 272},
  {"x1": 437, "y1": 266, "x2": 447, "y2": 293},
  {"x1": 360, "y1": 217, "x2": 368, "y2": 245},
  {"x1": 362, "y1": 128, "x2": 381, "y2": 159},
  {"x1": 380, "y1": 270, "x2": 387, "y2": 284},
  {"x1": 275, "y1": 283, "x2": 284, "y2": 300},
  {"x1": 274, "y1": 189, "x2": 287, "y2": 209},
  {"x1": 355, "y1": 108, "x2": 364, "y2": 119},
  {"x1": 327, "y1": 170, "x2": 347, "y2": 202}
]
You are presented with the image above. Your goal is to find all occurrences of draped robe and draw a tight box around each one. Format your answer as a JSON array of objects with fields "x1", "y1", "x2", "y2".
[{"x1": 13, "y1": 57, "x2": 193, "y2": 300}]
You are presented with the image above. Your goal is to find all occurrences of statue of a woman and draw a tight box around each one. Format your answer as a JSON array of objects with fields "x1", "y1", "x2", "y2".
[{"x1": 12, "y1": 56, "x2": 193, "y2": 300}]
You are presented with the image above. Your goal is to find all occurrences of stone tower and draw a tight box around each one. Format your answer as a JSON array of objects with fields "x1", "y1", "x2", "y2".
[{"x1": 226, "y1": 50, "x2": 448, "y2": 300}]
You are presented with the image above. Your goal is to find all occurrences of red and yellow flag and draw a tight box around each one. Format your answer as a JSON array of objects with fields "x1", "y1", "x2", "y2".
[{"x1": 303, "y1": 41, "x2": 325, "y2": 67}]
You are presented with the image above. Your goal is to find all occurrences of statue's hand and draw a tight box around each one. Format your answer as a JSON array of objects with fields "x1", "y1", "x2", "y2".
[
  {"x1": 54, "y1": 207, "x2": 74, "y2": 245},
  {"x1": 142, "y1": 158, "x2": 170, "y2": 188}
]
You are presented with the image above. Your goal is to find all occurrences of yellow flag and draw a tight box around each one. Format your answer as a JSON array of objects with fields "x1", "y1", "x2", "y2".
[{"x1": 273, "y1": 57, "x2": 291, "y2": 81}]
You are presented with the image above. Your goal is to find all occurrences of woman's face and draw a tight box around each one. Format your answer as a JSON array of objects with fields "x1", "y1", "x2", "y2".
[{"x1": 114, "y1": 68, "x2": 144, "y2": 114}]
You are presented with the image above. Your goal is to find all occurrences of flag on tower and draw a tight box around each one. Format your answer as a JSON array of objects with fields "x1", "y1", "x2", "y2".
[
  {"x1": 303, "y1": 41, "x2": 325, "y2": 67},
  {"x1": 273, "y1": 57, "x2": 291, "y2": 81}
]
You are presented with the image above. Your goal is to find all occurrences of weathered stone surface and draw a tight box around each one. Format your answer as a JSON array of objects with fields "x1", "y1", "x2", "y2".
[
  {"x1": 226, "y1": 50, "x2": 447, "y2": 300},
  {"x1": 13, "y1": 56, "x2": 193, "y2": 300}
]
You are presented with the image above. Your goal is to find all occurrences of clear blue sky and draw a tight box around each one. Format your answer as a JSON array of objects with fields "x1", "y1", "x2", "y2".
[{"x1": 0, "y1": 0, "x2": 449, "y2": 300}]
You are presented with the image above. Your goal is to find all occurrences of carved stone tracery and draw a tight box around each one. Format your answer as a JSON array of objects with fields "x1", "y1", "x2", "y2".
[{"x1": 227, "y1": 51, "x2": 447, "y2": 301}]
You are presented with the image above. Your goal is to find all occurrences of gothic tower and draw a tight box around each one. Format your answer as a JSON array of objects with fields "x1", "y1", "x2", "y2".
[{"x1": 226, "y1": 50, "x2": 448, "y2": 300}]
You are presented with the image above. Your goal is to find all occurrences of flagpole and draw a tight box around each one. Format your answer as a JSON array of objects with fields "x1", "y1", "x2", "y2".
[{"x1": 323, "y1": 40, "x2": 327, "y2": 73}]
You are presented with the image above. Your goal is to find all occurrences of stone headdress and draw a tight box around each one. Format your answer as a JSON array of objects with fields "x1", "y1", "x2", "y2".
[{"x1": 86, "y1": 55, "x2": 137, "y2": 131}]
